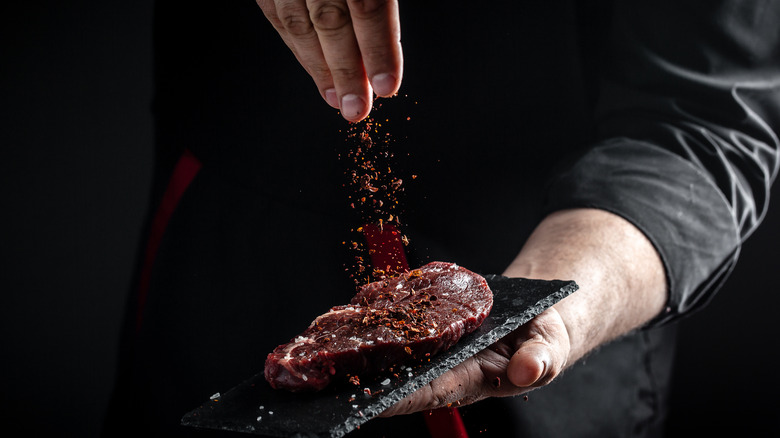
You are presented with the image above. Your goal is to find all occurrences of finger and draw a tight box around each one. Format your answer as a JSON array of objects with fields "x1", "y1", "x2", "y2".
[
  {"x1": 347, "y1": 0, "x2": 403, "y2": 97},
  {"x1": 380, "y1": 365, "x2": 473, "y2": 417},
  {"x1": 257, "y1": 0, "x2": 301, "y2": 62},
  {"x1": 506, "y1": 309, "x2": 570, "y2": 388},
  {"x1": 506, "y1": 342, "x2": 550, "y2": 387},
  {"x1": 307, "y1": 0, "x2": 372, "y2": 121},
  {"x1": 267, "y1": 0, "x2": 340, "y2": 108},
  {"x1": 380, "y1": 353, "x2": 505, "y2": 417}
]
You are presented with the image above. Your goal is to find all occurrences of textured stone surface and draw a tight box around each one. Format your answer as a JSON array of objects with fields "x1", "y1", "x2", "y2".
[{"x1": 182, "y1": 276, "x2": 577, "y2": 437}]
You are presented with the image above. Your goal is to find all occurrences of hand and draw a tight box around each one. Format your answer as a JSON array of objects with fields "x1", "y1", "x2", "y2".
[
  {"x1": 382, "y1": 208, "x2": 667, "y2": 417},
  {"x1": 380, "y1": 306, "x2": 571, "y2": 416},
  {"x1": 257, "y1": 0, "x2": 403, "y2": 122}
]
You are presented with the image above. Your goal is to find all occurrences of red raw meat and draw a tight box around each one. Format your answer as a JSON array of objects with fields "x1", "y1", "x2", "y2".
[{"x1": 264, "y1": 261, "x2": 493, "y2": 392}]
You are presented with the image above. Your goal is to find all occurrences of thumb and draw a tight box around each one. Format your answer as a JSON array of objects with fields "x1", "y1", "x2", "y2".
[
  {"x1": 506, "y1": 307, "x2": 570, "y2": 388},
  {"x1": 506, "y1": 341, "x2": 552, "y2": 387}
]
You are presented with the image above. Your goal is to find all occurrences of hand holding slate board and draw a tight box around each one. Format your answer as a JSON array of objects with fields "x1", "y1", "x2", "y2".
[{"x1": 182, "y1": 275, "x2": 577, "y2": 437}]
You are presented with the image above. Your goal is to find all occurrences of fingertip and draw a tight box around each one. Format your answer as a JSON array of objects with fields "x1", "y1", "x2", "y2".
[
  {"x1": 371, "y1": 73, "x2": 399, "y2": 97},
  {"x1": 324, "y1": 88, "x2": 339, "y2": 108},
  {"x1": 341, "y1": 94, "x2": 370, "y2": 122}
]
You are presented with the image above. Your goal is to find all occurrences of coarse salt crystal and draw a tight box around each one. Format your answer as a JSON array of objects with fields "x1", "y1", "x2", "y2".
[
  {"x1": 210, "y1": 392, "x2": 220, "y2": 400},
  {"x1": 381, "y1": 378, "x2": 391, "y2": 386}
]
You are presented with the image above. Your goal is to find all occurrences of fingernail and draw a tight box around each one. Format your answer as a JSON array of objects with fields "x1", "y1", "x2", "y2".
[
  {"x1": 372, "y1": 73, "x2": 397, "y2": 97},
  {"x1": 324, "y1": 88, "x2": 339, "y2": 108},
  {"x1": 537, "y1": 359, "x2": 548, "y2": 384},
  {"x1": 534, "y1": 353, "x2": 550, "y2": 384},
  {"x1": 341, "y1": 94, "x2": 366, "y2": 120}
]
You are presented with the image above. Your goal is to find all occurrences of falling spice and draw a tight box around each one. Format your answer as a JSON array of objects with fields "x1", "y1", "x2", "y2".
[{"x1": 339, "y1": 99, "x2": 416, "y2": 286}]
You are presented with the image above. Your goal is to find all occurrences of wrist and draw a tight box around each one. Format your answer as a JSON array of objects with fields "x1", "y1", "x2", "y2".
[{"x1": 504, "y1": 208, "x2": 667, "y2": 364}]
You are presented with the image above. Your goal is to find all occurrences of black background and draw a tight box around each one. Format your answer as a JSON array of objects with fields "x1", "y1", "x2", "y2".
[{"x1": 1, "y1": 1, "x2": 777, "y2": 436}]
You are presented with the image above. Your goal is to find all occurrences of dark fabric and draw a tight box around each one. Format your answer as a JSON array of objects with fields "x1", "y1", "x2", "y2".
[
  {"x1": 103, "y1": 0, "x2": 779, "y2": 436},
  {"x1": 105, "y1": 165, "x2": 356, "y2": 437},
  {"x1": 547, "y1": 0, "x2": 780, "y2": 326}
]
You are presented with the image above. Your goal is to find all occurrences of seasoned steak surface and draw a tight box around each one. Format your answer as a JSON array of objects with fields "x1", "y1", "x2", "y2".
[{"x1": 264, "y1": 262, "x2": 493, "y2": 391}]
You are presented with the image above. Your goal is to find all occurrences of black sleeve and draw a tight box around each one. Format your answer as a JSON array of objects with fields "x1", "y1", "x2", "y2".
[{"x1": 546, "y1": 0, "x2": 780, "y2": 326}]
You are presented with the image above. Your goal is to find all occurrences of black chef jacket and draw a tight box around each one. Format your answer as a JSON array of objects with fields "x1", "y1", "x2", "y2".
[{"x1": 103, "y1": 1, "x2": 780, "y2": 437}]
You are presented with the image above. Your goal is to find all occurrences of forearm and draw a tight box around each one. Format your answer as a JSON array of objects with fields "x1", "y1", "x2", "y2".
[{"x1": 504, "y1": 208, "x2": 667, "y2": 365}]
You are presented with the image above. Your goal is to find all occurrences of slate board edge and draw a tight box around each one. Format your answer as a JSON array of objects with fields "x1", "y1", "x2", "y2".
[
  {"x1": 328, "y1": 279, "x2": 578, "y2": 438},
  {"x1": 181, "y1": 278, "x2": 579, "y2": 437}
]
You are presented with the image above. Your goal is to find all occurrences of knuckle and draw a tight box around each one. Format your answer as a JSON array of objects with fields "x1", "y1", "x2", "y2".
[
  {"x1": 277, "y1": 4, "x2": 314, "y2": 36},
  {"x1": 308, "y1": 0, "x2": 351, "y2": 31},
  {"x1": 347, "y1": 0, "x2": 389, "y2": 19},
  {"x1": 257, "y1": 1, "x2": 284, "y2": 29},
  {"x1": 307, "y1": 63, "x2": 332, "y2": 79},
  {"x1": 361, "y1": 45, "x2": 391, "y2": 63},
  {"x1": 329, "y1": 66, "x2": 363, "y2": 82},
  {"x1": 427, "y1": 382, "x2": 450, "y2": 409}
]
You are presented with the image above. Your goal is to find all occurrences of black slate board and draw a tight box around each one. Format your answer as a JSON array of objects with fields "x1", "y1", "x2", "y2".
[{"x1": 182, "y1": 275, "x2": 577, "y2": 437}]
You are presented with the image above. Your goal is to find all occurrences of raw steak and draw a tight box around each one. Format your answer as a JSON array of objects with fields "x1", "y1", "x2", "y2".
[{"x1": 264, "y1": 261, "x2": 493, "y2": 392}]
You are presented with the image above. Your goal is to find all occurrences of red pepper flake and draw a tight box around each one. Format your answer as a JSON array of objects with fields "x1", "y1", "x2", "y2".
[
  {"x1": 341, "y1": 107, "x2": 417, "y2": 286},
  {"x1": 404, "y1": 346, "x2": 412, "y2": 355},
  {"x1": 349, "y1": 375, "x2": 360, "y2": 386}
]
